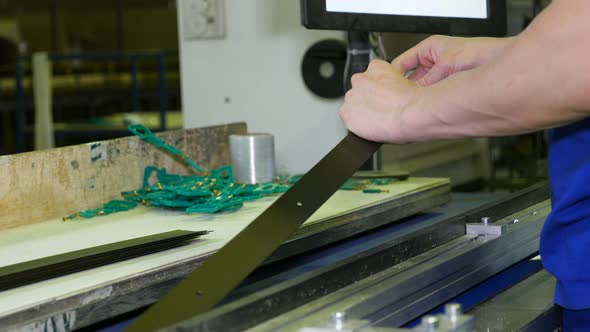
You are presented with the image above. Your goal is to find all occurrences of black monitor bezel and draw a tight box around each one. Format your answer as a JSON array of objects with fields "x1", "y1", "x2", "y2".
[{"x1": 301, "y1": 0, "x2": 507, "y2": 36}]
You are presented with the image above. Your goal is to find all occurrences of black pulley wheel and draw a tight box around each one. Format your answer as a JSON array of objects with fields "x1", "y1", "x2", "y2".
[{"x1": 301, "y1": 39, "x2": 347, "y2": 99}]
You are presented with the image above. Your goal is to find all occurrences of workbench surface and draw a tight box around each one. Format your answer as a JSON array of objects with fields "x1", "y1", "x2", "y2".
[{"x1": 0, "y1": 178, "x2": 448, "y2": 322}]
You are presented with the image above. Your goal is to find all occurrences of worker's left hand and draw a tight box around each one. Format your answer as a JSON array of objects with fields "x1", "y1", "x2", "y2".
[{"x1": 339, "y1": 60, "x2": 421, "y2": 144}]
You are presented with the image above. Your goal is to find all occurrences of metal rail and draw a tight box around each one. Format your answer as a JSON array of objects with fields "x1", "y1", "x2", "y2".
[
  {"x1": 166, "y1": 183, "x2": 550, "y2": 331},
  {"x1": 248, "y1": 201, "x2": 549, "y2": 331}
]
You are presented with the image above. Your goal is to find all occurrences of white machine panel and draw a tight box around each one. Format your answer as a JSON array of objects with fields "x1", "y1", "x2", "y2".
[
  {"x1": 326, "y1": 0, "x2": 488, "y2": 19},
  {"x1": 178, "y1": 0, "x2": 347, "y2": 175}
]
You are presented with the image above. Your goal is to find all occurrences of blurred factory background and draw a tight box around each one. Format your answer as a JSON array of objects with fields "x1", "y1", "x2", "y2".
[
  {"x1": 0, "y1": 0, "x2": 180, "y2": 156},
  {"x1": 0, "y1": 0, "x2": 548, "y2": 192}
]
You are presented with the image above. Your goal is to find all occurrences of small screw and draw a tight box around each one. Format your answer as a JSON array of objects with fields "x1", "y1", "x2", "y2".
[
  {"x1": 422, "y1": 315, "x2": 440, "y2": 332},
  {"x1": 481, "y1": 217, "x2": 492, "y2": 225},
  {"x1": 297, "y1": 201, "x2": 303, "y2": 207},
  {"x1": 513, "y1": 218, "x2": 520, "y2": 223},
  {"x1": 331, "y1": 312, "x2": 346, "y2": 330},
  {"x1": 445, "y1": 303, "x2": 462, "y2": 322}
]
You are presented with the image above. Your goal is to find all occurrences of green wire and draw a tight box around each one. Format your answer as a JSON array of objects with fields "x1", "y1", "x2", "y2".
[{"x1": 128, "y1": 124, "x2": 206, "y2": 173}]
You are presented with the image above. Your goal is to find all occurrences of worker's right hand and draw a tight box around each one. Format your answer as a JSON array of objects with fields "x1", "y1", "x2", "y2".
[{"x1": 392, "y1": 35, "x2": 514, "y2": 86}]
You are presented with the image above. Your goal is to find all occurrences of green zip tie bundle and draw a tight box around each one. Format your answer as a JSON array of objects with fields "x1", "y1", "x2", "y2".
[{"x1": 64, "y1": 125, "x2": 396, "y2": 221}]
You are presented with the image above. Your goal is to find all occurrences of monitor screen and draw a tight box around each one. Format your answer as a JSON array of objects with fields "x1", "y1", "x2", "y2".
[
  {"x1": 301, "y1": 0, "x2": 506, "y2": 36},
  {"x1": 326, "y1": 0, "x2": 487, "y2": 19}
]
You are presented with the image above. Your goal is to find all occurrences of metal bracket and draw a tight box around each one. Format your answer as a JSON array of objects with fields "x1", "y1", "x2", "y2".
[
  {"x1": 466, "y1": 217, "x2": 504, "y2": 236},
  {"x1": 466, "y1": 223, "x2": 504, "y2": 236}
]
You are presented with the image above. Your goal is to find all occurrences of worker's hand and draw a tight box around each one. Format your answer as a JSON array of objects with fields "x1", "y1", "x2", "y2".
[
  {"x1": 340, "y1": 60, "x2": 420, "y2": 144},
  {"x1": 393, "y1": 36, "x2": 513, "y2": 86}
]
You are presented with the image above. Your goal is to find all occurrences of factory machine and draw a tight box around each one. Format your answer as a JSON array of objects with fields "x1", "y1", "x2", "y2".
[{"x1": 0, "y1": 1, "x2": 559, "y2": 332}]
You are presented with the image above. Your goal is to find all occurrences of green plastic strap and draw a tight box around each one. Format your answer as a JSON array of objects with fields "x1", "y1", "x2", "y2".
[{"x1": 129, "y1": 124, "x2": 206, "y2": 174}]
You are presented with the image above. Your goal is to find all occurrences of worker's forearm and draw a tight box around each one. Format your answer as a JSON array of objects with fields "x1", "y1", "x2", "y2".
[
  {"x1": 468, "y1": 36, "x2": 518, "y2": 67},
  {"x1": 400, "y1": 0, "x2": 590, "y2": 141}
]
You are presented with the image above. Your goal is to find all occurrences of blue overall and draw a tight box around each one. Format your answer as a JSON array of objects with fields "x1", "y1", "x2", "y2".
[{"x1": 543, "y1": 119, "x2": 590, "y2": 330}]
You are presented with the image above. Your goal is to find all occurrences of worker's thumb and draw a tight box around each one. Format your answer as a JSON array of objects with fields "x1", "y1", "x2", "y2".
[{"x1": 417, "y1": 65, "x2": 450, "y2": 86}]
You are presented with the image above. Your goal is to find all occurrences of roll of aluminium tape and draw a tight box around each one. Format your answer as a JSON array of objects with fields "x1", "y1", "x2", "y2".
[{"x1": 229, "y1": 134, "x2": 276, "y2": 184}]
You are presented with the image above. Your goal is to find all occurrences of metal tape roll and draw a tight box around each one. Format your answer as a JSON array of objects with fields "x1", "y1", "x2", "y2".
[{"x1": 230, "y1": 134, "x2": 276, "y2": 184}]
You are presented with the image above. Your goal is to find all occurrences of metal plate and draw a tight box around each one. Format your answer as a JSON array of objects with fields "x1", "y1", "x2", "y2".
[
  {"x1": 126, "y1": 133, "x2": 381, "y2": 331},
  {"x1": 0, "y1": 230, "x2": 209, "y2": 292}
]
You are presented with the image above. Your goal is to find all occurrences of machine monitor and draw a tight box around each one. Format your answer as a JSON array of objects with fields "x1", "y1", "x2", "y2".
[{"x1": 301, "y1": 0, "x2": 507, "y2": 36}]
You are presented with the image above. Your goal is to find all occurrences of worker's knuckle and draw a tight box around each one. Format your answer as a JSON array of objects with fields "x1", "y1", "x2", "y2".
[
  {"x1": 344, "y1": 90, "x2": 356, "y2": 103},
  {"x1": 367, "y1": 59, "x2": 387, "y2": 72},
  {"x1": 350, "y1": 73, "x2": 366, "y2": 87}
]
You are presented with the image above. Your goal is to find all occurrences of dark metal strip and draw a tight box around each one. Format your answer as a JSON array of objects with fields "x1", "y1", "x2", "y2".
[
  {"x1": 0, "y1": 230, "x2": 209, "y2": 292},
  {"x1": 125, "y1": 133, "x2": 381, "y2": 331}
]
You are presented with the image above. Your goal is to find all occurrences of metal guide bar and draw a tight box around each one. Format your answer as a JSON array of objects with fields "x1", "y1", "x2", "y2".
[
  {"x1": 0, "y1": 230, "x2": 209, "y2": 292},
  {"x1": 251, "y1": 202, "x2": 548, "y2": 331},
  {"x1": 347, "y1": 203, "x2": 550, "y2": 326},
  {"x1": 470, "y1": 270, "x2": 557, "y2": 332},
  {"x1": 125, "y1": 133, "x2": 382, "y2": 331},
  {"x1": 467, "y1": 201, "x2": 551, "y2": 235},
  {"x1": 451, "y1": 180, "x2": 549, "y2": 224},
  {"x1": 266, "y1": 184, "x2": 450, "y2": 263}
]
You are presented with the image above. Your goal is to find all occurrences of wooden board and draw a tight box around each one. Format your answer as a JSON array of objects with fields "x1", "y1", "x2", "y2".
[
  {"x1": 0, "y1": 178, "x2": 449, "y2": 330},
  {"x1": 0, "y1": 122, "x2": 247, "y2": 230}
]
